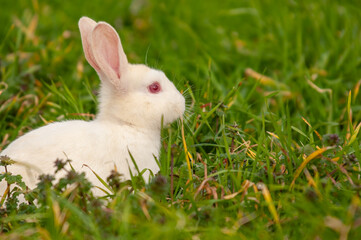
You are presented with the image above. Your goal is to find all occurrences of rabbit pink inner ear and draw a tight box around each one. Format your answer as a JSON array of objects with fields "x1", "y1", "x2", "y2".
[
  {"x1": 78, "y1": 17, "x2": 101, "y2": 73},
  {"x1": 91, "y1": 22, "x2": 128, "y2": 88}
]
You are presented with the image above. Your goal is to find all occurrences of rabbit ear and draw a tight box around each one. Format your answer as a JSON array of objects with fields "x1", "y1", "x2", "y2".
[
  {"x1": 78, "y1": 17, "x2": 101, "y2": 73},
  {"x1": 91, "y1": 22, "x2": 128, "y2": 89}
]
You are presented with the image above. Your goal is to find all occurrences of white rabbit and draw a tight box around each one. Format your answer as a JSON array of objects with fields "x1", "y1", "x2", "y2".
[{"x1": 0, "y1": 16, "x2": 185, "y2": 196}]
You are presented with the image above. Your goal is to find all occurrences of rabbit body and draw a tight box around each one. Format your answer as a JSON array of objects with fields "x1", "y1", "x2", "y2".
[
  {"x1": 1, "y1": 119, "x2": 160, "y2": 190},
  {"x1": 0, "y1": 17, "x2": 185, "y2": 195}
]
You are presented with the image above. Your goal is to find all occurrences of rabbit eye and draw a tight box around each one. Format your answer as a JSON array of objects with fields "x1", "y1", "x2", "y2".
[{"x1": 148, "y1": 82, "x2": 161, "y2": 94}]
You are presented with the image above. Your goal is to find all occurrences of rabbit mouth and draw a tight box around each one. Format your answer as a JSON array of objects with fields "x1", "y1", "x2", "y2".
[{"x1": 168, "y1": 103, "x2": 185, "y2": 123}]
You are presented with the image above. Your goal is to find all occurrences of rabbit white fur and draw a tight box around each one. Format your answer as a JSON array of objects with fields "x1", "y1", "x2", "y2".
[{"x1": 0, "y1": 17, "x2": 185, "y2": 195}]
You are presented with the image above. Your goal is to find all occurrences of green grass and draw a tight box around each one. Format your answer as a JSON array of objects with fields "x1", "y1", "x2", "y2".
[{"x1": 1, "y1": 0, "x2": 361, "y2": 239}]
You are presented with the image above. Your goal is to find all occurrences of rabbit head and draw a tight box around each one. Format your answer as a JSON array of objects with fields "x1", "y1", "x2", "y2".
[{"x1": 78, "y1": 17, "x2": 185, "y2": 129}]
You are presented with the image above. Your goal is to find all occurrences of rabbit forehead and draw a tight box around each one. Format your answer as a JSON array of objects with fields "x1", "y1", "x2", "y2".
[{"x1": 125, "y1": 64, "x2": 168, "y2": 88}]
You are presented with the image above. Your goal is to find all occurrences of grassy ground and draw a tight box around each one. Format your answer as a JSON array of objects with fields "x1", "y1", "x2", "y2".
[{"x1": 1, "y1": 0, "x2": 361, "y2": 239}]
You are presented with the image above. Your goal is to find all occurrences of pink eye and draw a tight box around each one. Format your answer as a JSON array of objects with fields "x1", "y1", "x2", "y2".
[{"x1": 148, "y1": 82, "x2": 161, "y2": 94}]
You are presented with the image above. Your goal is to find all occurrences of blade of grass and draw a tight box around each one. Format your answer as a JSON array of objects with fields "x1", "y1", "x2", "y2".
[{"x1": 290, "y1": 147, "x2": 331, "y2": 190}]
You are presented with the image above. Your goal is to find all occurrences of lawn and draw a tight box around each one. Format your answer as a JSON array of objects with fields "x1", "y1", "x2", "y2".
[{"x1": 1, "y1": 0, "x2": 361, "y2": 239}]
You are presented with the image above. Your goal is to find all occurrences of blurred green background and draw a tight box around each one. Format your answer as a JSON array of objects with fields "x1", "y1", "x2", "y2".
[{"x1": 1, "y1": 0, "x2": 361, "y2": 134}]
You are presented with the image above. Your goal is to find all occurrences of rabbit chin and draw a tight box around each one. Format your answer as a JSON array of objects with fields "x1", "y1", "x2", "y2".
[{"x1": 96, "y1": 64, "x2": 185, "y2": 130}]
